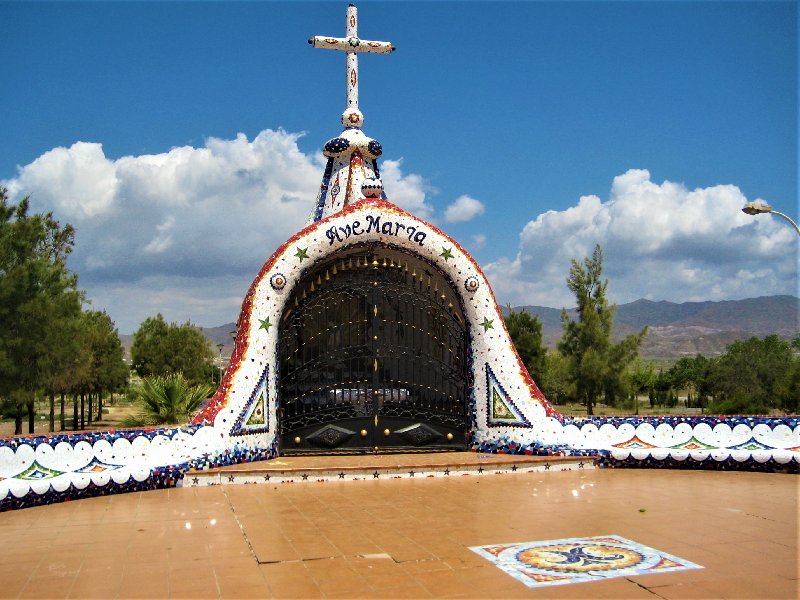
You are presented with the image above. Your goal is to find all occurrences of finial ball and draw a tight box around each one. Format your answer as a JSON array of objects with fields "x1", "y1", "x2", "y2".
[
  {"x1": 342, "y1": 108, "x2": 364, "y2": 128},
  {"x1": 362, "y1": 178, "x2": 383, "y2": 198}
]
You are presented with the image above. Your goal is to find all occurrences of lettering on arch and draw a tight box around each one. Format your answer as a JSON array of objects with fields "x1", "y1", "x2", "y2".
[{"x1": 325, "y1": 214, "x2": 428, "y2": 247}]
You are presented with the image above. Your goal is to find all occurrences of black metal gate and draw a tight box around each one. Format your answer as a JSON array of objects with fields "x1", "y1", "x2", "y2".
[{"x1": 278, "y1": 245, "x2": 468, "y2": 453}]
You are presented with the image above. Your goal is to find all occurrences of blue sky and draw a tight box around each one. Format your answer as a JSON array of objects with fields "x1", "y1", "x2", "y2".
[{"x1": 2, "y1": 1, "x2": 797, "y2": 333}]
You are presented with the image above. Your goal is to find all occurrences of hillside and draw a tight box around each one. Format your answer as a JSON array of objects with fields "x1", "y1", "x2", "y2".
[{"x1": 507, "y1": 295, "x2": 798, "y2": 358}]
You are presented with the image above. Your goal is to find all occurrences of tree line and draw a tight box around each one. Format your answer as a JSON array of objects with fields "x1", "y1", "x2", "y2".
[
  {"x1": 506, "y1": 245, "x2": 798, "y2": 415},
  {"x1": 0, "y1": 189, "x2": 128, "y2": 434},
  {"x1": 0, "y1": 189, "x2": 216, "y2": 435}
]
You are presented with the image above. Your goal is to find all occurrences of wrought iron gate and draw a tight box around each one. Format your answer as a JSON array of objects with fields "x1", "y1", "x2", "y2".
[{"x1": 278, "y1": 245, "x2": 468, "y2": 452}]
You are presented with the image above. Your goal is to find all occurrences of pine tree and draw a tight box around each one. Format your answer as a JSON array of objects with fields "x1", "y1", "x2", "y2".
[
  {"x1": 504, "y1": 308, "x2": 547, "y2": 387},
  {"x1": 558, "y1": 245, "x2": 647, "y2": 415}
]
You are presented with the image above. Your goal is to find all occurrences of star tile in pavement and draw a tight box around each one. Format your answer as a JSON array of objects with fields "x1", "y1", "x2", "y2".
[
  {"x1": 440, "y1": 247, "x2": 454, "y2": 261},
  {"x1": 481, "y1": 317, "x2": 494, "y2": 331},
  {"x1": 295, "y1": 246, "x2": 309, "y2": 261},
  {"x1": 259, "y1": 317, "x2": 272, "y2": 331}
]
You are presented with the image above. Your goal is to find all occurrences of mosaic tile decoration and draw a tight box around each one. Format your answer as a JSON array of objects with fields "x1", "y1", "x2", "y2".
[{"x1": 470, "y1": 535, "x2": 702, "y2": 589}]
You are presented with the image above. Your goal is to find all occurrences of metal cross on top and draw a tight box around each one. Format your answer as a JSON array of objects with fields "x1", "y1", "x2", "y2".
[{"x1": 309, "y1": 4, "x2": 395, "y2": 128}]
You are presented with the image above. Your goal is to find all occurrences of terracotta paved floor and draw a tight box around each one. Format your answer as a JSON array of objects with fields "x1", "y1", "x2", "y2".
[{"x1": 1, "y1": 468, "x2": 796, "y2": 599}]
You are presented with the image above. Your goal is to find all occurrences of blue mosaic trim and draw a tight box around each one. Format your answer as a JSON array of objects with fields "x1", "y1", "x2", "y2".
[
  {"x1": 312, "y1": 157, "x2": 335, "y2": 222},
  {"x1": 553, "y1": 413, "x2": 799, "y2": 431},
  {"x1": 0, "y1": 465, "x2": 185, "y2": 512},
  {"x1": 186, "y1": 439, "x2": 279, "y2": 472},
  {"x1": 0, "y1": 423, "x2": 206, "y2": 450},
  {"x1": 472, "y1": 438, "x2": 609, "y2": 460},
  {"x1": 606, "y1": 454, "x2": 798, "y2": 473}
]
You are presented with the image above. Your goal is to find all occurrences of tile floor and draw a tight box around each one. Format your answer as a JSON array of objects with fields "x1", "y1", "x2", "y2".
[{"x1": 0, "y1": 467, "x2": 797, "y2": 599}]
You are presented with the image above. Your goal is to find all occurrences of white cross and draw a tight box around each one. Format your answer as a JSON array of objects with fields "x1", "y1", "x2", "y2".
[{"x1": 309, "y1": 4, "x2": 395, "y2": 124}]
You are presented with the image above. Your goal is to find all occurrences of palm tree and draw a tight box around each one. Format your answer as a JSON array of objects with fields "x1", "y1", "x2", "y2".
[{"x1": 123, "y1": 373, "x2": 213, "y2": 426}]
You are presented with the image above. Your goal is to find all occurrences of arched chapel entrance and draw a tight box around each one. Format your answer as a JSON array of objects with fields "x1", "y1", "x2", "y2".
[{"x1": 278, "y1": 244, "x2": 469, "y2": 453}]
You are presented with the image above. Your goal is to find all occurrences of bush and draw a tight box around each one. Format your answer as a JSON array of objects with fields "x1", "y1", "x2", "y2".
[{"x1": 123, "y1": 373, "x2": 214, "y2": 426}]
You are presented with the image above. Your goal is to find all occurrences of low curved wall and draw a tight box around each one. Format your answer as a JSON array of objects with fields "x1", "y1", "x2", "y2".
[{"x1": 2, "y1": 197, "x2": 796, "y2": 510}]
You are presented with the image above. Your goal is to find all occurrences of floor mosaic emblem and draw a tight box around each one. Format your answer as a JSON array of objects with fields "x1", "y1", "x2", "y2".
[{"x1": 470, "y1": 535, "x2": 702, "y2": 588}]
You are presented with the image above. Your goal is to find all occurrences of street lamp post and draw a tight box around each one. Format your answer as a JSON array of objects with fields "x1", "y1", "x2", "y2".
[
  {"x1": 742, "y1": 201, "x2": 800, "y2": 236},
  {"x1": 216, "y1": 343, "x2": 224, "y2": 384}
]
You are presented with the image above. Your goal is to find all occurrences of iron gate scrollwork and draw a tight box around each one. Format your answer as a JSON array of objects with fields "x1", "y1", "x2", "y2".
[{"x1": 278, "y1": 245, "x2": 468, "y2": 452}]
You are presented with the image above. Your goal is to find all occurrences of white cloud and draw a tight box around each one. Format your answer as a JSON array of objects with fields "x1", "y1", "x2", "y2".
[
  {"x1": 444, "y1": 194, "x2": 485, "y2": 223},
  {"x1": 3, "y1": 130, "x2": 430, "y2": 332},
  {"x1": 379, "y1": 159, "x2": 434, "y2": 219},
  {"x1": 484, "y1": 169, "x2": 797, "y2": 309},
  {"x1": 471, "y1": 233, "x2": 487, "y2": 250}
]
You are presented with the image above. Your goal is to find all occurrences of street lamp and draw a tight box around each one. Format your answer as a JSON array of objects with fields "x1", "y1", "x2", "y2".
[
  {"x1": 742, "y1": 201, "x2": 800, "y2": 236},
  {"x1": 215, "y1": 343, "x2": 225, "y2": 384}
]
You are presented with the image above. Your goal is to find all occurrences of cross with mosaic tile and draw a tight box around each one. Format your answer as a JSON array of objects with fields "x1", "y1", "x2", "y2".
[{"x1": 309, "y1": 3, "x2": 395, "y2": 129}]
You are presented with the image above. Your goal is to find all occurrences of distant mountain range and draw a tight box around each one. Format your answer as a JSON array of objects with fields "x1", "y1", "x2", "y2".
[
  {"x1": 502, "y1": 295, "x2": 799, "y2": 358},
  {"x1": 120, "y1": 295, "x2": 798, "y2": 361}
]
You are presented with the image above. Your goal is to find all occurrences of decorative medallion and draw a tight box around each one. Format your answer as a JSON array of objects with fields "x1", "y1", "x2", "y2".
[
  {"x1": 75, "y1": 458, "x2": 124, "y2": 473},
  {"x1": 270, "y1": 273, "x2": 287, "y2": 291},
  {"x1": 307, "y1": 425, "x2": 356, "y2": 448},
  {"x1": 612, "y1": 435, "x2": 659, "y2": 449},
  {"x1": 470, "y1": 535, "x2": 702, "y2": 589},
  {"x1": 367, "y1": 139, "x2": 383, "y2": 157},
  {"x1": 669, "y1": 436, "x2": 717, "y2": 450},
  {"x1": 13, "y1": 461, "x2": 64, "y2": 481},
  {"x1": 728, "y1": 438, "x2": 775, "y2": 451},
  {"x1": 464, "y1": 275, "x2": 479, "y2": 293},
  {"x1": 395, "y1": 423, "x2": 440, "y2": 446}
]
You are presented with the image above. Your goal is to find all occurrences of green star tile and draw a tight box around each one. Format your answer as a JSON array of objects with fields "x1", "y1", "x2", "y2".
[
  {"x1": 259, "y1": 317, "x2": 272, "y2": 331},
  {"x1": 481, "y1": 317, "x2": 494, "y2": 331},
  {"x1": 440, "y1": 247, "x2": 454, "y2": 261},
  {"x1": 294, "y1": 247, "x2": 309, "y2": 261}
]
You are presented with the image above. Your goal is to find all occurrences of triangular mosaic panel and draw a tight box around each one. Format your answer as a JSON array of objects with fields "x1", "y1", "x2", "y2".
[
  {"x1": 231, "y1": 366, "x2": 269, "y2": 436},
  {"x1": 485, "y1": 363, "x2": 530, "y2": 427}
]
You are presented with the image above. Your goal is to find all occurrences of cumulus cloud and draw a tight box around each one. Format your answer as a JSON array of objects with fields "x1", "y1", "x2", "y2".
[
  {"x1": 3, "y1": 130, "x2": 431, "y2": 332},
  {"x1": 471, "y1": 233, "x2": 487, "y2": 250},
  {"x1": 444, "y1": 194, "x2": 485, "y2": 223},
  {"x1": 484, "y1": 169, "x2": 797, "y2": 309},
  {"x1": 379, "y1": 159, "x2": 434, "y2": 219}
]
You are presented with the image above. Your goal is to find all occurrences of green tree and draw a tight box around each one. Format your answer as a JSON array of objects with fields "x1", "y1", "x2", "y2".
[
  {"x1": 539, "y1": 351, "x2": 574, "y2": 405},
  {"x1": 707, "y1": 335, "x2": 794, "y2": 414},
  {"x1": 131, "y1": 314, "x2": 214, "y2": 385},
  {"x1": 81, "y1": 310, "x2": 128, "y2": 425},
  {"x1": 557, "y1": 245, "x2": 647, "y2": 415},
  {"x1": 0, "y1": 189, "x2": 80, "y2": 434},
  {"x1": 626, "y1": 358, "x2": 656, "y2": 413},
  {"x1": 666, "y1": 354, "x2": 715, "y2": 410},
  {"x1": 123, "y1": 374, "x2": 214, "y2": 426},
  {"x1": 505, "y1": 308, "x2": 547, "y2": 386}
]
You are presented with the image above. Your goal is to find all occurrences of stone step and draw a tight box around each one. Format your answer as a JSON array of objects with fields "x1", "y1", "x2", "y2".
[{"x1": 183, "y1": 453, "x2": 596, "y2": 487}]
